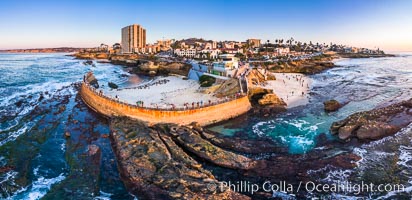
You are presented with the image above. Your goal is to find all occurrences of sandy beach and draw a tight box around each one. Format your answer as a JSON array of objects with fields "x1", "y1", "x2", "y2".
[
  {"x1": 263, "y1": 73, "x2": 312, "y2": 108},
  {"x1": 103, "y1": 76, "x2": 219, "y2": 109}
]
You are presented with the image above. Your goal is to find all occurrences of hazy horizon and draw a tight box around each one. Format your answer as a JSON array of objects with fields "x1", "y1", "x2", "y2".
[{"x1": 1, "y1": 0, "x2": 411, "y2": 51}]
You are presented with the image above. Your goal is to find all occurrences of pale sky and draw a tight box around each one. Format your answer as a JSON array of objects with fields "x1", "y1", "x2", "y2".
[{"x1": 0, "y1": 0, "x2": 411, "y2": 51}]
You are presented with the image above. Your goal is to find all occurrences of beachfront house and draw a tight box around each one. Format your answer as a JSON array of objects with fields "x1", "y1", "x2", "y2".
[
  {"x1": 174, "y1": 48, "x2": 197, "y2": 58},
  {"x1": 197, "y1": 49, "x2": 221, "y2": 59},
  {"x1": 211, "y1": 54, "x2": 239, "y2": 77}
]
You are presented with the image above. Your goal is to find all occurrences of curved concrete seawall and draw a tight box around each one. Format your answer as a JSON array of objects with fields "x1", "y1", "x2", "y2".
[{"x1": 80, "y1": 82, "x2": 251, "y2": 126}]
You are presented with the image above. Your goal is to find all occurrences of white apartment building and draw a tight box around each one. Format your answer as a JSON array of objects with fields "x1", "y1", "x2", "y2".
[
  {"x1": 275, "y1": 47, "x2": 290, "y2": 56},
  {"x1": 211, "y1": 54, "x2": 239, "y2": 77},
  {"x1": 121, "y1": 24, "x2": 146, "y2": 54},
  {"x1": 198, "y1": 49, "x2": 221, "y2": 59},
  {"x1": 174, "y1": 48, "x2": 197, "y2": 57}
]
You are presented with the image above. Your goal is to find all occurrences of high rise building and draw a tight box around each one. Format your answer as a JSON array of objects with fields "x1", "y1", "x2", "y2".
[
  {"x1": 246, "y1": 39, "x2": 261, "y2": 48},
  {"x1": 121, "y1": 24, "x2": 146, "y2": 54}
]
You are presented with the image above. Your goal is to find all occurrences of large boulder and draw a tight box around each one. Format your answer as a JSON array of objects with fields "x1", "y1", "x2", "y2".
[
  {"x1": 324, "y1": 99, "x2": 341, "y2": 112},
  {"x1": 258, "y1": 93, "x2": 286, "y2": 106},
  {"x1": 85, "y1": 73, "x2": 99, "y2": 88},
  {"x1": 356, "y1": 122, "x2": 398, "y2": 140}
]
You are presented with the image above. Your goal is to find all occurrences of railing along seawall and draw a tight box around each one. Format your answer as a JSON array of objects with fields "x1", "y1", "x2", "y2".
[{"x1": 80, "y1": 74, "x2": 252, "y2": 126}]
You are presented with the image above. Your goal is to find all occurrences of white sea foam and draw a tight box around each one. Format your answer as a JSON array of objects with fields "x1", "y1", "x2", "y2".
[
  {"x1": 0, "y1": 80, "x2": 73, "y2": 107},
  {"x1": 0, "y1": 170, "x2": 18, "y2": 185},
  {"x1": 60, "y1": 142, "x2": 66, "y2": 152},
  {"x1": 252, "y1": 118, "x2": 320, "y2": 153},
  {"x1": 7, "y1": 173, "x2": 66, "y2": 200},
  {"x1": 397, "y1": 145, "x2": 412, "y2": 168},
  {"x1": 322, "y1": 169, "x2": 353, "y2": 183},
  {"x1": 93, "y1": 190, "x2": 113, "y2": 200},
  {"x1": 376, "y1": 184, "x2": 412, "y2": 199},
  {"x1": 252, "y1": 121, "x2": 270, "y2": 137},
  {"x1": 0, "y1": 122, "x2": 34, "y2": 146}
]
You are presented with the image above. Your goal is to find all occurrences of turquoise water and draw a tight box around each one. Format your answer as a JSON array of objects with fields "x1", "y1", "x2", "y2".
[{"x1": 210, "y1": 53, "x2": 412, "y2": 154}]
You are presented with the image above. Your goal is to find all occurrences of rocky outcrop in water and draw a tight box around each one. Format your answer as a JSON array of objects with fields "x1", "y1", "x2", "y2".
[
  {"x1": 85, "y1": 72, "x2": 99, "y2": 88},
  {"x1": 110, "y1": 118, "x2": 250, "y2": 200},
  {"x1": 248, "y1": 87, "x2": 287, "y2": 116},
  {"x1": 330, "y1": 98, "x2": 412, "y2": 141},
  {"x1": 258, "y1": 93, "x2": 286, "y2": 106},
  {"x1": 74, "y1": 52, "x2": 109, "y2": 60},
  {"x1": 109, "y1": 117, "x2": 360, "y2": 199},
  {"x1": 324, "y1": 99, "x2": 341, "y2": 112}
]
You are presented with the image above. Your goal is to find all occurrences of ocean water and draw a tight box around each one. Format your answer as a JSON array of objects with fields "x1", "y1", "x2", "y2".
[
  {"x1": 210, "y1": 53, "x2": 412, "y2": 154},
  {"x1": 0, "y1": 53, "x2": 141, "y2": 199},
  {"x1": 209, "y1": 52, "x2": 412, "y2": 198},
  {"x1": 1, "y1": 53, "x2": 412, "y2": 199}
]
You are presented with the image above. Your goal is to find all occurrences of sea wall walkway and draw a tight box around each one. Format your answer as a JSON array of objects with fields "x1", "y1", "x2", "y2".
[{"x1": 80, "y1": 73, "x2": 252, "y2": 126}]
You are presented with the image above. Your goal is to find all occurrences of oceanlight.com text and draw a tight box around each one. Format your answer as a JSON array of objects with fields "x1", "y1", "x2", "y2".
[{"x1": 206, "y1": 180, "x2": 405, "y2": 196}]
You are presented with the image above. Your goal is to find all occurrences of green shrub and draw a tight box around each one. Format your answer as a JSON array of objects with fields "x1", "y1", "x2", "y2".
[{"x1": 199, "y1": 75, "x2": 216, "y2": 87}]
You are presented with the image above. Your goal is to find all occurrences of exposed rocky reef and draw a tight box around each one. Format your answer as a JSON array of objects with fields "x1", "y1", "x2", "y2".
[
  {"x1": 74, "y1": 52, "x2": 191, "y2": 76},
  {"x1": 330, "y1": 98, "x2": 412, "y2": 141},
  {"x1": 337, "y1": 53, "x2": 395, "y2": 58},
  {"x1": 267, "y1": 56, "x2": 335, "y2": 74},
  {"x1": 109, "y1": 117, "x2": 360, "y2": 199},
  {"x1": 109, "y1": 118, "x2": 250, "y2": 200}
]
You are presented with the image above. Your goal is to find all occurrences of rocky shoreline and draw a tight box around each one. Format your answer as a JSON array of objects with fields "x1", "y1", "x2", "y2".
[
  {"x1": 336, "y1": 53, "x2": 396, "y2": 58},
  {"x1": 266, "y1": 55, "x2": 336, "y2": 74},
  {"x1": 73, "y1": 51, "x2": 405, "y2": 198},
  {"x1": 330, "y1": 98, "x2": 412, "y2": 141},
  {"x1": 108, "y1": 117, "x2": 360, "y2": 199},
  {"x1": 266, "y1": 53, "x2": 395, "y2": 74},
  {"x1": 73, "y1": 52, "x2": 191, "y2": 77}
]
